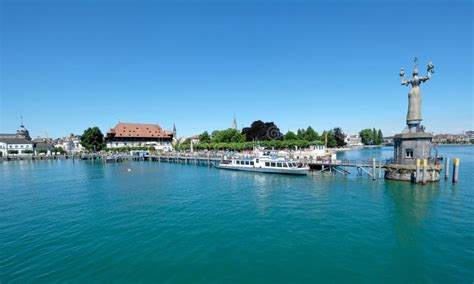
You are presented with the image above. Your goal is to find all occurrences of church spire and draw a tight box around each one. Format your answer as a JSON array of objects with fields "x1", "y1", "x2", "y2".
[{"x1": 232, "y1": 116, "x2": 238, "y2": 130}]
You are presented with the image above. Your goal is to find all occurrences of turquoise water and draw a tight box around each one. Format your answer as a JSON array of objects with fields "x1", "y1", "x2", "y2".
[{"x1": 1, "y1": 146, "x2": 473, "y2": 283}]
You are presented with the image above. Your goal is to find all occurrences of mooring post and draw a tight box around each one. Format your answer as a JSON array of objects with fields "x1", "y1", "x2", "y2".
[
  {"x1": 372, "y1": 158, "x2": 376, "y2": 180},
  {"x1": 444, "y1": 157, "x2": 450, "y2": 180},
  {"x1": 422, "y1": 159, "x2": 428, "y2": 185},
  {"x1": 378, "y1": 161, "x2": 382, "y2": 179},
  {"x1": 453, "y1": 158, "x2": 460, "y2": 183},
  {"x1": 415, "y1": 159, "x2": 420, "y2": 183}
]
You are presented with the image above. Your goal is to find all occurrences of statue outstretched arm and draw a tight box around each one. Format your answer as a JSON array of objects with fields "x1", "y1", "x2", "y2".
[
  {"x1": 399, "y1": 68, "x2": 411, "y2": 86},
  {"x1": 419, "y1": 71, "x2": 431, "y2": 83},
  {"x1": 401, "y1": 77, "x2": 412, "y2": 86}
]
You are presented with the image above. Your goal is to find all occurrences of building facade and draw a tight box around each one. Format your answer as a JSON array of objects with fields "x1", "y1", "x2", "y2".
[
  {"x1": 106, "y1": 123, "x2": 174, "y2": 151},
  {"x1": 54, "y1": 134, "x2": 83, "y2": 153},
  {"x1": 0, "y1": 124, "x2": 34, "y2": 156},
  {"x1": 344, "y1": 134, "x2": 363, "y2": 147}
]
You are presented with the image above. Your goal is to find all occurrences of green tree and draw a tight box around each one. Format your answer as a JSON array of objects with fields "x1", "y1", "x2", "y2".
[
  {"x1": 296, "y1": 128, "x2": 306, "y2": 140},
  {"x1": 284, "y1": 131, "x2": 297, "y2": 140},
  {"x1": 199, "y1": 131, "x2": 211, "y2": 143},
  {"x1": 359, "y1": 128, "x2": 373, "y2": 145},
  {"x1": 322, "y1": 130, "x2": 337, "y2": 148},
  {"x1": 211, "y1": 128, "x2": 245, "y2": 143},
  {"x1": 372, "y1": 128, "x2": 377, "y2": 145},
  {"x1": 80, "y1": 127, "x2": 105, "y2": 152},
  {"x1": 304, "y1": 126, "x2": 320, "y2": 141},
  {"x1": 377, "y1": 129, "x2": 384, "y2": 145},
  {"x1": 333, "y1": 127, "x2": 347, "y2": 147}
]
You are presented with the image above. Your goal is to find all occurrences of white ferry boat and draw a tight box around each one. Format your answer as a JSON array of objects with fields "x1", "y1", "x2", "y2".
[{"x1": 216, "y1": 150, "x2": 309, "y2": 175}]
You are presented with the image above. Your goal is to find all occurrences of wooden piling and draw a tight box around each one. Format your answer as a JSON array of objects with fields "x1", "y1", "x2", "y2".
[
  {"x1": 415, "y1": 159, "x2": 421, "y2": 184},
  {"x1": 378, "y1": 161, "x2": 382, "y2": 179},
  {"x1": 422, "y1": 159, "x2": 428, "y2": 185},
  {"x1": 453, "y1": 158, "x2": 460, "y2": 183},
  {"x1": 372, "y1": 158, "x2": 376, "y2": 180},
  {"x1": 444, "y1": 157, "x2": 450, "y2": 180}
]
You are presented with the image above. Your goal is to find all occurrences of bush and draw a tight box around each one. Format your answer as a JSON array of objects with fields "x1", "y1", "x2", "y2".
[
  {"x1": 8, "y1": 150, "x2": 18, "y2": 154},
  {"x1": 23, "y1": 149, "x2": 34, "y2": 154},
  {"x1": 36, "y1": 149, "x2": 48, "y2": 154}
]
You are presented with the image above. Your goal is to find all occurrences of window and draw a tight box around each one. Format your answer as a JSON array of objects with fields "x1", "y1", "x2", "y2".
[
  {"x1": 250, "y1": 161, "x2": 254, "y2": 166},
  {"x1": 245, "y1": 161, "x2": 249, "y2": 165},
  {"x1": 283, "y1": 163, "x2": 288, "y2": 168},
  {"x1": 277, "y1": 163, "x2": 282, "y2": 167},
  {"x1": 236, "y1": 161, "x2": 240, "y2": 165},
  {"x1": 406, "y1": 149, "x2": 414, "y2": 159},
  {"x1": 265, "y1": 162, "x2": 270, "y2": 167},
  {"x1": 270, "y1": 162, "x2": 276, "y2": 167}
]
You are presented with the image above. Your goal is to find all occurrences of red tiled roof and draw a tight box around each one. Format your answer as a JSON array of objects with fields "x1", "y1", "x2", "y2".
[{"x1": 107, "y1": 123, "x2": 173, "y2": 139}]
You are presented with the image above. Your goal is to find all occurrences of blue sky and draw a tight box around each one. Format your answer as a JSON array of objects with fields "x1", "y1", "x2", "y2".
[{"x1": 1, "y1": 0, "x2": 472, "y2": 138}]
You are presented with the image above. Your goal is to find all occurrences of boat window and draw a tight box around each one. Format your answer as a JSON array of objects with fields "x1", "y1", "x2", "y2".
[
  {"x1": 270, "y1": 162, "x2": 276, "y2": 167},
  {"x1": 256, "y1": 159, "x2": 259, "y2": 163},
  {"x1": 293, "y1": 163, "x2": 298, "y2": 167},
  {"x1": 245, "y1": 161, "x2": 250, "y2": 165},
  {"x1": 265, "y1": 162, "x2": 270, "y2": 167},
  {"x1": 250, "y1": 161, "x2": 254, "y2": 166},
  {"x1": 283, "y1": 163, "x2": 288, "y2": 168},
  {"x1": 236, "y1": 161, "x2": 240, "y2": 165},
  {"x1": 277, "y1": 163, "x2": 282, "y2": 167}
]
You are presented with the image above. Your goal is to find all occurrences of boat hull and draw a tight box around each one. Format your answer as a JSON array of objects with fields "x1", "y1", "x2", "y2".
[{"x1": 216, "y1": 164, "x2": 309, "y2": 175}]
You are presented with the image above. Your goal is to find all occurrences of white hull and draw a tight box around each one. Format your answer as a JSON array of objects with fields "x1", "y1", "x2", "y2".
[{"x1": 216, "y1": 164, "x2": 309, "y2": 175}]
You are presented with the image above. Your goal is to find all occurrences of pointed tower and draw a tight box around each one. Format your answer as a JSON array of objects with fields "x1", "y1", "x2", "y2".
[
  {"x1": 172, "y1": 124, "x2": 177, "y2": 141},
  {"x1": 232, "y1": 116, "x2": 238, "y2": 130}
]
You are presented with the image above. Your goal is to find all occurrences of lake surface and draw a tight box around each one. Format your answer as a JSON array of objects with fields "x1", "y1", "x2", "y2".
[{"x1": 1, "y1": 146, "x2": 473, "y2": 283}]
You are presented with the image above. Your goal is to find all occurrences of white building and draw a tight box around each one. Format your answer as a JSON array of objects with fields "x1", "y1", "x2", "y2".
[
  {"x1": 55, "y1": 134, "x2": 83, "y2": 153},
  {"x1": 344, "y1": 134, "x2": 363, "y2": 147},
  {"x1": 106, "y1": 122, "x2": 174, "y2": 151},
  {"x1": 0, "y1": 124, "x2": 34, "y2": 156}
]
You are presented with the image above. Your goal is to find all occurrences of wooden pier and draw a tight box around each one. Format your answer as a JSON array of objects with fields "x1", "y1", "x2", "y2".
[{"x1": 1, "y1": 152, "x2": 391, "y2": 180}]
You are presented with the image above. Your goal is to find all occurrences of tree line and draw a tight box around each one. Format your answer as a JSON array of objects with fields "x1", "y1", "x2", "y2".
[
  {"x1": 359, "y1": 128, "x2": 384, "y2": 145},
  {"x1": 176, "y1": 120, "x2": 348, "y2": 151},
  {"x1": 78, "y1": 123, "x2": 384, "y2": 152}
]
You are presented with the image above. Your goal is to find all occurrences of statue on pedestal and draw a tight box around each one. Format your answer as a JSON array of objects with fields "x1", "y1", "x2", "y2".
[{"x1": 399, "y1": 58, "x2": 435, "y2": 132}]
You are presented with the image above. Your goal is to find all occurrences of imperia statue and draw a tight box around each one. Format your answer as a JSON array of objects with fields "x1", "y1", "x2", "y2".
[{"x1": 399, "y1": 58, "x2": 435, "y2": 131}]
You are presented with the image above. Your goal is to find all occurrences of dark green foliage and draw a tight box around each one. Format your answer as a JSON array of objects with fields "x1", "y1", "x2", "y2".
[
  {"x1": 377, "y1": 129, "x2": 384, "y2": 145},
  {"x1": 199, "y1": 131, "x2": 211, "y2": 143},
  {"x1": 8, "y1": 150, "x2": 18, "y2": 154},
  {"x1": 333, "y1": 127, "x2": 347, "y2": 147},
  {"x1": 23, "y1": 149, "x2": 34, "y2": 154},
  {"x1": 241, "y1": 120, "x2": 282, "y2": 141},
  {"x1": 80, "y1": 127, "x2": 105, "y2": 152},
  {"x1": 359, "y1": 128, "x2": 383, "y2": 145},
  {"x1": 322, "y1": 130, "x2": 337, "y2": 148}
]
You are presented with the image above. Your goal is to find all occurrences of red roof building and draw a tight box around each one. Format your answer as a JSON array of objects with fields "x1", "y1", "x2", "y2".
[{"x1": 106, "y1": 123, "x2": 174, "y2": 150}]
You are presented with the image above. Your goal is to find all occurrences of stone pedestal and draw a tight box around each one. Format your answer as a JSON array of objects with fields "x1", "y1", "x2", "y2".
[{"x1": 385, "y1": 131, "x2": 441, "y2": 182}]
